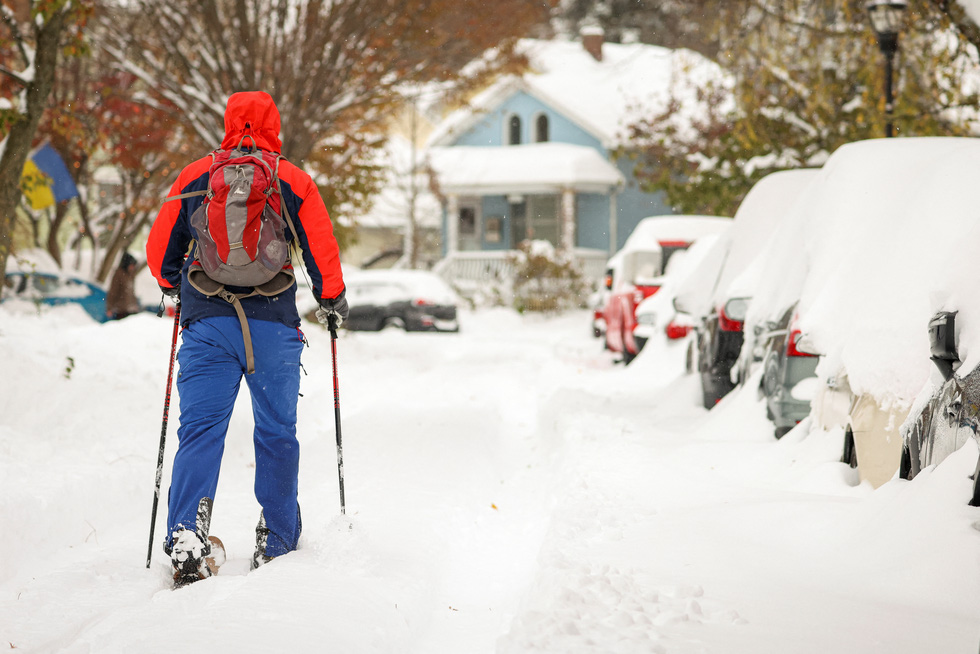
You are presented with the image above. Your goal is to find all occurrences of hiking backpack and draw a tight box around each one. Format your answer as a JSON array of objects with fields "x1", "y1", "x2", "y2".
[{"x1": 165, "y1": 136, "x2": 301, "y2": 373}]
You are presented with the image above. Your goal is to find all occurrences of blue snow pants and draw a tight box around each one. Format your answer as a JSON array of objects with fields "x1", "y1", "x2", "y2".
[{"x1": 167, "y1": 316, "x2": 305, "y2": 558}]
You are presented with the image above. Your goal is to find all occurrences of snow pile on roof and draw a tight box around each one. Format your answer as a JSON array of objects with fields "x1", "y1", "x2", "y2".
[
  {"x1": 428, "y1": 38, "x2": 728, "y2": 148},
  {"x1": 623, "y1": 215, "x2": 731, "y2": 250},
  {"x1": 745, "y1": 137, "x2": 980, "y2": 403},
  {"x1": 427, "y1": 142, "x2": 623, "y2": 194}
]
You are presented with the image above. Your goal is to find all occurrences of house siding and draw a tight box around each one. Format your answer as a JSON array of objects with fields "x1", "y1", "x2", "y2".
[
  {"x1": 576, "y1": 193, "x2": 609, "y2": 250},
  {"x1": 454, "y1": 91, "x2": 604, "y2": 151},
  {"x1": 442, "y1": 90, "x2": 673, "y2": 255},
  {"x1": 613, "y1": 156, "x2": 672, "y2": 251}
]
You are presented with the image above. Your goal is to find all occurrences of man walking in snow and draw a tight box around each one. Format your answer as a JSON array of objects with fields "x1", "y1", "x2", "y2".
[
  {"x1": 146, "y1": 91, "x2": 348, "y2": 587},
  {"x1": 105, "y1": 252, "x2": 141, "y2": 320}
]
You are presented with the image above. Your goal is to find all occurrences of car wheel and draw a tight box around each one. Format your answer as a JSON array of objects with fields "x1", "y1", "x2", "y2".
[
  {"x1": 899, "y1": 443, "x2": 913, "y2": 480},
  {"x1": 701, "y1": 377, "x2": 719, "y2": 410},
  {"x1": 841, "y1": 428, "x2": 857, "y2": 468},
  {"x1": 383, "y1": 317, "x2": 406, "y2": 331},
  {"x1": 971, "y1": 456, "x2": 980, "y2": 507},
  {"x1": 774, "y1": 426, "x2": 791, "y2": 440}
]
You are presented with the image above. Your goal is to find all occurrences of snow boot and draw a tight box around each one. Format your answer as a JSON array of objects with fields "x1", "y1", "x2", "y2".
[
  {"x1": 171, "y1": 530, "x2": 225, "y2": 588},
  {"x1": 250, "y1": 511, "x2": 274, "y2": 571}
]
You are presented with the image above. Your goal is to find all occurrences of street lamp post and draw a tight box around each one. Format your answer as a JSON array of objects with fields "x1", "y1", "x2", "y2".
[{"x1": 866, "y1": 0, "x2": 908, "y2": 138}]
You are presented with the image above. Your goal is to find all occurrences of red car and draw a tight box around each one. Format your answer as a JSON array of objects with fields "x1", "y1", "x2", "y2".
[{"x1": 601, "y1": 215, "x2": 730, "y2": 364}]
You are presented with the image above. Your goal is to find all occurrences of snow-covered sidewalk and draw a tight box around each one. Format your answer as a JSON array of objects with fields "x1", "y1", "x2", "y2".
[{"x1": 1, "y1": 305, "x2": 978, "y2": 653}]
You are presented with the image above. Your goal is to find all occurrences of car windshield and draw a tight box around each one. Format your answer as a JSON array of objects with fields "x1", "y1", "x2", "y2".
[{"x1": 628, "y1": 250, "x2": 662, "y2": 283}]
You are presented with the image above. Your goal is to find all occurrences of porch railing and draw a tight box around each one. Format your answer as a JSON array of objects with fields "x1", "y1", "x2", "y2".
[{"x1": 434, "y1": 248, "x2": 609, "y2": 285}]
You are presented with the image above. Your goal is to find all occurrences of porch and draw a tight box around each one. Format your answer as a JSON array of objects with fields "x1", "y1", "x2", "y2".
[
  {"x1": 427, "y1": 143, "x2": 623, "y2": 287},
  {"x1": 433, "y1": 248, "x2": 609, "y2": 284}
]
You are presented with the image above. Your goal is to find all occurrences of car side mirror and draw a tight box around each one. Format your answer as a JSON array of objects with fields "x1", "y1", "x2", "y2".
[{"x1": 929, "y1": 310, "x2": 959, "y2": 381}]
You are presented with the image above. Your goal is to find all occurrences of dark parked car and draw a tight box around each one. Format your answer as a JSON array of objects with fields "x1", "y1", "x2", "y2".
[
  {"x1": 2, "y1": 270, "x2": 108, "y2": 322},
  {"x1": 900, "y1": 310, "x2": 980, "y2": 505},
  {"x1": 686, "y1": 295, "x2": 748, "y2": 409},
  {"x1": 756, "y1": 304, "x2": 819, "y2": 439},
  {"x1": 344, "y1": 269, "x2": 459, "y2": 332}
]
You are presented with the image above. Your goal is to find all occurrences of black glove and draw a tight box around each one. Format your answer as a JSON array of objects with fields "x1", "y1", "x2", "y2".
[
  {"x1": 159, "y1": 284, "x2": 180, "y2": 300},
  {"x1": 316, "y1": 289, "x2": 349, "y2": 330}
]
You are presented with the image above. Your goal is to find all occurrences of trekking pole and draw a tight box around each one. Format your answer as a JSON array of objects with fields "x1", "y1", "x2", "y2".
[
  {"x1": 329, "y1": 320, "x2": 346, "y2": 515},
  {"x1": 146, "y1": 302, "x2": 181, "y2": 568}
]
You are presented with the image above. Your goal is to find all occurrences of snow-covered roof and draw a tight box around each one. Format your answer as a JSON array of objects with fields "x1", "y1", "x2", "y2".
[
  {"x1": 426, "y1": 142, "x2": 624, "y2": 195},
  {"x1": 428, "y1": 38, "x2": 725, "y2": 148}
]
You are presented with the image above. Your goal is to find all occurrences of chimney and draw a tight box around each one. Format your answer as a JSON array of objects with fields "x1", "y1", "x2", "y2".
[{"x1": 581, "y1": 25, "x2": 604, "y2": 62}]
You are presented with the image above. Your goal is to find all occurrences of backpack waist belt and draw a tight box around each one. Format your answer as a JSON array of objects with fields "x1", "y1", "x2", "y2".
[{"x1": 187, "y1": 266, "x2": 295, "y2": 374}]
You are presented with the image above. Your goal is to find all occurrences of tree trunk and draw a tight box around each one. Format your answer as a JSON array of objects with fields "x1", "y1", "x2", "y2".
[
  {"x1": 47, "y1": 201, "x2": 71, "y2": 267},
  {"x1": 0, "y1": 10, "x2": 68, "y2": 296}
]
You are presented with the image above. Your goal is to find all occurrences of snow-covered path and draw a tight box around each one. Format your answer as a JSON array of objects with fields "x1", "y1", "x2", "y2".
[{"x1": 2, "y1": 305, "x2": 979, "y2": 653}]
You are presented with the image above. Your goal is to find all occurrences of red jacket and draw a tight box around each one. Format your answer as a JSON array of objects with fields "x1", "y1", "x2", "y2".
[{"x1": 146, "y1": 92, "x2": 344, "y2": 328}]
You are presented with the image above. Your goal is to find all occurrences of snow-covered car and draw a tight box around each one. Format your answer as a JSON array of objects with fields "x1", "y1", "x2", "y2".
[
  {"x1": 342, "y1": 269, "x2": 460, "y2": 332},
  {"x1": 601, "y1": 215, "x2": 729, "y2": 364},
  {"x1": 673, "y1": 168, "x2": 819, "y2": 409},
  {"x1": 901, "y1": 310, "x2": 980, "y2": 506},
  {"x1": 755, "y1": 303, "x2": 819, "y2": 439},
  {"x1": 2, "y1": 270, "x2": 108, "y2": 323},
  {"x1": 633, "y1": 233, "x2": 726, "y2": 345},
  {"x1": 745, "y1": 137, "x2": 980, "y2": 488},
  {"x1": 589, "y1": 251, "x2": 622, "y2": 339}
]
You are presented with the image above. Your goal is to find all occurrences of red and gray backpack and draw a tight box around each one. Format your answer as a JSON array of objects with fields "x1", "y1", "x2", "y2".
[{"x1": 166, "y1": 136, "x2": 301, "y2": 373}]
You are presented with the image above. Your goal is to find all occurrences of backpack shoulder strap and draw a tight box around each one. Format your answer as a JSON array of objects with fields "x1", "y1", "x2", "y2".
[
  {"x1": 162, "y1": 189, "x2": 207, "y2": 204},
  {"x1": 161, "y1": 152, "x2": 219, "y2": 204},
  {"x1": 273, "y1": 155, "x2": 302, "y2": 251}
]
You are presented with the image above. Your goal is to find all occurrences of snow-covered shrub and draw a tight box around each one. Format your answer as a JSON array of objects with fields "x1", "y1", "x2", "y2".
[{"x1": 510, "y1": 240, "x2": 588, "y2": 314}]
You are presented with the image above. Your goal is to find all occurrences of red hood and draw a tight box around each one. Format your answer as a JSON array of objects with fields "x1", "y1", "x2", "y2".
[{"x1": 220, "y1": 91, "x2": 282, "y2": 152}]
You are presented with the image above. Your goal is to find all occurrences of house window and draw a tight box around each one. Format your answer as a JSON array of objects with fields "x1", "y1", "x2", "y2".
[
  {"x1": 527, "y1": 195, "x2": 559, "y2": 246},
  {"x1": 507, "y1": 114, "x2": 522, "y2": 145},
  {"x1": 485, "y1": 216, "x2": 503, "y2": 244},
  {"x1": 510, "y1": 195, "x2": 559, "y2": 248},
  {"x1": 534, "y1": 114, "x2": 549, "y2": 143}
]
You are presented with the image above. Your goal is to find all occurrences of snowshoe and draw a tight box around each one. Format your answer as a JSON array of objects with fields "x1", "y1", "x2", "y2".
[{"x1": 171, "y1": 530, "x2": 224, "y2": 589}]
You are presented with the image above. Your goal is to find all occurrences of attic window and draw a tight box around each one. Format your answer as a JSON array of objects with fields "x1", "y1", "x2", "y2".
[
  {"x1": 507, "y1": 114, "x2": 522, "y2": 145},
  {"x1": 534, "y1": 114, "x2": 549, "y2": 143}
]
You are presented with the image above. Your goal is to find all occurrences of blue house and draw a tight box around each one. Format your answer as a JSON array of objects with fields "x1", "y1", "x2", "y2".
[{"x1": 425, "y1": 34, "x2": 720, "y2": 281}]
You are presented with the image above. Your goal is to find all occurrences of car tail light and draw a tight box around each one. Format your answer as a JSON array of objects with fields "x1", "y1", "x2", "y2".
[
  {"x1": 634, "y1": 285, "x2": 661, "y2": 306},
  {"x1": 786, "y1": 314, "x2": 817, "y2": 357},
  {"x1": 665, "y1": 321, "x2": 690, "y2": 340},
  {"x1": 718, "y1": 305, "x2": 744, "y2": 332}
]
